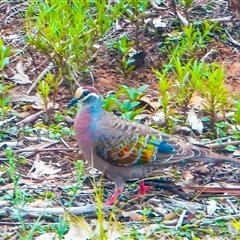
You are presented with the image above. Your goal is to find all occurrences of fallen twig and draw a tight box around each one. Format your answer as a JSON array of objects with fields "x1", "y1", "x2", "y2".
[
  {"x1": 13, "y1": 147, "x2": 76, "y2": 154},
  {"x1": 226, "y1": 199, "x2": 239, "y2": 214},
  {"x1": 200, "y1": 49, "x2": 217, "y2": 62},
  {"x1": 7, "y1": 205, "x2": 110, "y2": 219},
  {"x1": 149, "y1": 0, "x2": 168, "y2": 10},
  {"x1": 0, "y1": 116, "x2": 17, "y2": 127},
  {"x1": 209, "y1": 16, "x2": 234, "y2": 23},
  {"x1": 194, "y1": 214, "x2": 240, "y2": 225},
  {"x1": 206, "y1": 140, "x2": 240, "y2": 149},
  {"x1": 27, "y1": 62, "x2": 54, "y2": 95},
  {"x1": 176, "y1": 11, "x2": 189, "y2": 27},
  {"x1": 225, "y1": 29, "x2": 240, "y2": 47},
  {"x1": 0, "y1": 141, "x2": 66, "y2": 158},
  {"x1": 16, "y1": 110, "x2": 45, "y2": 126},
  {"x1": 175, "y1": 209, "x2": 187, "y2": 229}
]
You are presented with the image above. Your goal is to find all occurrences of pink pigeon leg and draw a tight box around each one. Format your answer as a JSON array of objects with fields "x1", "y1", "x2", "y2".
[
  {"x1": 138, "y1": 180, "x2": 153, "y2": 195},
  {"x1": 132, "y1": 180, "x2": 153, "y2": 200},
  {"x1": 105, "y1": 187, "x2": 124, "y2": 205}
]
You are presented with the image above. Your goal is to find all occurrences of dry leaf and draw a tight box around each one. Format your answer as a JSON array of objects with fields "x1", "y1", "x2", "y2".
[
  {"x1": 152, "y1": 110, "x2": 165, "y2": 124},
  {"x1": 8, "y1": 87, "x2": 44, "y2": 104},
  {"x1": 16, "y1": 110, "x2": 45, "y2": 125},
  {"x1": 134, "y1": 113, "x2": 153, "y2": 125},
  {"x1": 176, "y1": 11, "x2": 189, "y2": 27},
  {"x1": 152, "y1": 16, "x2": 167, "y2": 28},
  {"x1": 182, "y1": 171, "x2": 194, "y2": 181},
  {"x1": 94, "y1": 220, "x2": 122, "y2": 240},
  {"x1": 137, "y1": 224, "x2": 159, "y2": 237},
  {"x1": 140, "y1": 95, "x2": 160, "y2": 109},
  {"x1": 31, "y1": 93, "x2": 57, "y2": 110},
  {"x1": 194, "y1": 165, "x2": 210, "y2": 174},
  {"x1": 27, "y1": 199, "x2": 52, "y2": 208},
  {"x1": 233, "y1": 149, "x2": 240, "y2": 157},
  {"x1": 29, "y1": 155, "x2": 61, "y2": 178},
  {"x1": 11, "y1": 61, "x2": 31, "y2": 84},
  {"x1": 0, "y1": 141, "x2": 23, "y2": 148},
  {"x1": 64, "y1": 212, "x2": 92, "y2": 240},
  {"x1": 188, "y1": 91, "x2": 206, "y2": 109},
  {"x1": 122, "y1": 210, "x2": 143, "y2": 221},
  {"x1": 17, "y1": 111, "x2": 32, "y2": 119},
  {"x1": 186, "y1": 106, "x2": 204, "y2": 133},
  {"x1": 228, "y1": 220, "x2": 239, "y2": 237},
  {"x1": 229, "y1": 0, "x2": 240, "y2": 18},
  {"x1": 35, "y1": 233, "x2": 56, "y2": 240},
  {"x1": 206, "y1": 200, "x2": 217, "y2": 215},
  {"x1": 163, "y1": 211, "x2": 177, "y2": 221}
]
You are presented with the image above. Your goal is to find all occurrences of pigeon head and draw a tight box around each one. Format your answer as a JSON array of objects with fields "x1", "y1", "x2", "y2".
[{"x1": 68, "y1": 86, "x2": 101, "y2": 107}]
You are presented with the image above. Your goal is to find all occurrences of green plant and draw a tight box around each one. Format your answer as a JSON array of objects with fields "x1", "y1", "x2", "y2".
[
  {"x1": 0, "y1": 38, "x2": 12, "y2": 70},
  {"x1": 37, "y1": 79, "x2": 51, "y2": 121},
  {"x1": 215, "y1": 121, "x2": 231, "y2": 138},
  {"x1": 4, "y1": 148, "x2": 40, "y2": 239},
  {"x1": 48, "y1": 125, "x2": 74, "y2": 139},
  {"x1": 0, "y1": 83, "x2": 13, "y2": 120},
  {"x1": 43, "y1": 73, "x2": 60, "y2": 104},
  {"x1": 32, "y1": 122, "x2": 74, "y2": 140},
  {"x1": 162, "y1": 21, "x2": 216, "y2": 62},
  {"x1": 232, "y1": 100, "x2": 240, "y2": 124},
  {"x1": 124, "y1": 0, "x2": 149, "y2": 50},
  {"x1": 117, "y1": 84, "x2": 148, "y2": 101},
  {"x1": 0, "y1": 39, "x2": 14, "y2": 120},
  {"x1": 180, "y1": 0, "x2": 194, "y2": 22},
  {"x1": 171, "y1": 58, "x2": 195, "y2": 110},
  {"x1": 152, "y1": 68, "x2": 174, "y2": 127},
  {"x1": 67, "y1": 160, "x2": 84, "y2": 208},
  {"x1": 25, "y1": 0, "x2": 127, "y2": 86},
  {"x1": 103, "y1": 85, "x2": 148, "y2": 119},
  {"x1": 200, "y1": 63, "x2": 228, "y2": 136},
  {"x1": 5, "y1": 148, "x2": 21, "y2": 203},
  {"x1": 108, "y1": 35, "x2": 135, "y2": 75}
]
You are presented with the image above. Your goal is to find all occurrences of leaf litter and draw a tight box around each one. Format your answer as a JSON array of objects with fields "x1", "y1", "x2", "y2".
[{"x1": 1, "y1": 1, "x2": 240, "y2": 239}]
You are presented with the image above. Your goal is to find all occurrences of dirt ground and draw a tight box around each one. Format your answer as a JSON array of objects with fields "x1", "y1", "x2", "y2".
[{"x1": 1, "y1": 0, "x2": 240, "y2": 239}]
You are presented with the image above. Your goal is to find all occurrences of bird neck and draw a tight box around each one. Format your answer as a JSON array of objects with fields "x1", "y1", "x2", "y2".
[
  {"x1": 74, "y1": 98, "x2": 103, "y2": 140},
  {"x1": 82, "y1": 97, "x2": 104, "y2": 121}
]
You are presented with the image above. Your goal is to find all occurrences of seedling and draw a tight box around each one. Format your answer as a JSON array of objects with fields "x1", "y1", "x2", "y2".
[
  {"x1": 162, "y1": 21, "x2": 216, "y2": 62},
  {"x1": 180, "y1": 0, "x2": 194, "y2": 22},
  {"x1": 0, "y1": 83, "x2": 13, "y2": 120},
  {"x1": 152, "y1": 68, "x2": 174, "y2": 127},
  {"x1": 67, "y1": 160, "x2": 84, "y2": 208},
  {"x1": 108, "y1": 35, "x2": 135, "y2": 75},
  {"x1": 0, "y1": 39, "x2": 14, "y2": 120},
  {"x1": 25, "y1": 0, "x2": 127, "y2": 84},
  {"x1": 200, "y1": 63, "x2": 228, "y2": 136},
  {"x1": 124, "y1": 0, "x2": 149, "y2": 50},
  {"x1": 37, "y1": 80, "x2": 51, "y2": 121},
  {"x1": 43, "y1": 73, "x2": 60, "y2": 104},
  {"x1": 0, "y1": 38, "x2": 12, "y2": 70},
  {"x1": 232, "y1": 100, "x2": 240, "y2": 124},
  {"x1": 116, "y1": 84, "x2": 149, "y2": 101},
  {"x1": 103, "y1": 84, "x2": 148, "y2": 120}
]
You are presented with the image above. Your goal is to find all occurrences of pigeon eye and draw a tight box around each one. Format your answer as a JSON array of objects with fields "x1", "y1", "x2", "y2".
[{"x1": 82, "y1": 90, "x2": 90, "y2": 97}]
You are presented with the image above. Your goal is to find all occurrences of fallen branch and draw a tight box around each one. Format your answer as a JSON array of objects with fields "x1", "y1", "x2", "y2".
[
  {"x1": 206, "y1": 140, "x2": 240, "y2": 149},
  {"x1": 225, "y1": 29, "x2": 240, "y2": 47},
  {"x1": 27, "y1": 62, "x2": 54, "y2": 95},
  {"x1": 0, "y1": 141, "x2": 64, "y2": 158},
  {"x1": 7, "y1": 205, "x2": 110, "y2": 219}
]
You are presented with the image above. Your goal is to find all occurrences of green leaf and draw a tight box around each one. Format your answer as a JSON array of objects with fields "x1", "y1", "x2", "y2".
[{"x1": 225, "y1": 145, "x2": 237, "y2": 152}]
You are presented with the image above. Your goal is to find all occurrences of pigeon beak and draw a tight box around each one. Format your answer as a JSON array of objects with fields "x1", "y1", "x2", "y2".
[{"x1": 67, "y1": 97, "x2": 79, "y2": 108}]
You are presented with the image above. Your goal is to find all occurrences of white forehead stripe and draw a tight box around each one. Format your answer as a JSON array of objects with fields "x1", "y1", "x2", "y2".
[
  {"x1": 88, "y1": 92, "x2": 99, "y2": 98},
  {"x1": 82, "y1": 92, "x2": 99, "y2": 101}
]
